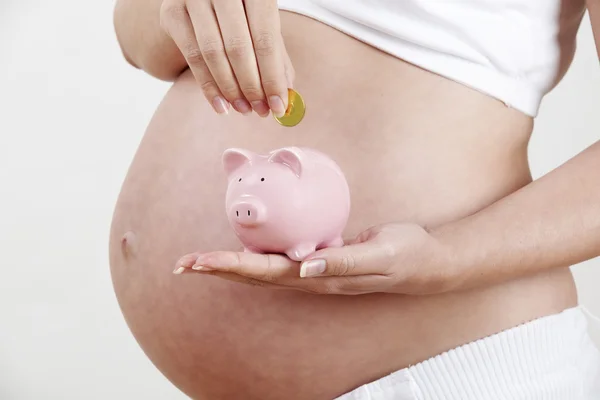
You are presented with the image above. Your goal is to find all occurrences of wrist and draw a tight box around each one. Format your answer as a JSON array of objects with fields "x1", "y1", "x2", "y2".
[{"x1": 428, "y1": 220, "x2": 479, "y2": 293}]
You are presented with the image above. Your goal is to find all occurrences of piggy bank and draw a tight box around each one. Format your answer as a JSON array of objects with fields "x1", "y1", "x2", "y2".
[{"x1": 223, "y1": 147, "x2": 350, "y2": 261}]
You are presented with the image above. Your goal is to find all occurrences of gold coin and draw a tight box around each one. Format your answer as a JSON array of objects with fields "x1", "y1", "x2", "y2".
[{"x1": 274, "y1": 88, "x2": 306, "y2": 127}]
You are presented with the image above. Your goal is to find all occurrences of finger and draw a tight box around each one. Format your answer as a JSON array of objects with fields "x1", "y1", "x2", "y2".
[
  {"x1": 349, "y1": 227, "x2": 378, "y2": 245},
  {"x1": 193, "y1": 270, "x2": 383, "y2": 296},
  {"x1": 186, "y1": 0, "x2": 253, "y2": 115},
  {"x1": 281, "y1": 38, "x2": 295, "y2": 89},
  {"x1": 206, "y1": 271, "x2": 348, "y2": 295},
  {"x1": 192, "y1": 251, "x2": 299, "y2": 282},
  {"x1": 160, "y1": 1, "x2": 230, "y2": 115},
  {"x1": 210, "y1": 0, "x2": 269, "y2": 116},
  {"x1": 301, "y1": 274, "x2": 394, "y2": 295},
  {"x1": 203, "y1": 271, "x2": 286, "y2": 289},
  {"x1": 172, "y1": 252, "x2": 202, "y2": 274},
  {"x1": 244, "y1": 0, "x2": 289, "y2": 117},
  {"x1": 188, "y1": 257, "x2": 393, "y2": 295},
  {"x1": 299, "y1": 241, "x2": 396, "y2": 278},
  {"x1": 213, "y1": 0, "x2": 273, "y2": 117}
]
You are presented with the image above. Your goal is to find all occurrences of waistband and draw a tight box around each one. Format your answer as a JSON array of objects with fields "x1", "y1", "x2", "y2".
[{"x1": 406, "y1": 306, "x2": 600, "y2": 399}]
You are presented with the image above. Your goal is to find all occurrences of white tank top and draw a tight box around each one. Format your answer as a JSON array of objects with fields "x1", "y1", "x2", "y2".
[{"x1": 278, "y1": 0, "x2": 567, "y2": 117}]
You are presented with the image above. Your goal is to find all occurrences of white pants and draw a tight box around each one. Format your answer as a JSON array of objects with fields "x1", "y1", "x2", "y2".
[{"x1": 337, "y1": 306, "x2": 600, "y2": 399}]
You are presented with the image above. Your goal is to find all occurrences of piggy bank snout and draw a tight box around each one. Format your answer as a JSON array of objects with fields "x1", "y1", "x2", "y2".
[{"x1": 230, "y1": 199, "x2": 267, "y2": 227}]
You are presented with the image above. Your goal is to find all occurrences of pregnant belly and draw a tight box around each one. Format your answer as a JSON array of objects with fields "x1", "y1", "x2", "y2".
[{"x1": 109, "y1": 12, "x2": 577, "y2": 400}]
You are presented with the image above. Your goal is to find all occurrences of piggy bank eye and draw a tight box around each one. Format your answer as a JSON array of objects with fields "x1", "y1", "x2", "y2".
[
  {"x1": 261, "y1": 178, "x2": 265, "y2": 182},
  {"x1": 238, "y1": 178, "x2": 242, "y2": 182}
]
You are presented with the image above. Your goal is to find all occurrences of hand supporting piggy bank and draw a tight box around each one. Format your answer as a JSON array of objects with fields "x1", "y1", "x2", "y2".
[{"x1": 223, "y1": 147, "x2": 351, "y2": 261}]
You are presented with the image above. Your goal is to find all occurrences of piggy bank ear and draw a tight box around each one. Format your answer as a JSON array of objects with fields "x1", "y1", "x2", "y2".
[
  {"x1": 268, "y1": 147, "x2": 304, "y2": 177},
  {"x1": 222, "y1": 148, "x2": 254, "y2": 178}
]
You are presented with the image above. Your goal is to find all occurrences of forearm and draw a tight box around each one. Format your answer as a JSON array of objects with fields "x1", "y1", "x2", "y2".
[
  {"x1": 435, "y1": 140, "x2": 600, "y2": 291},
  {"x1": 113, "y1": 0, "x2": 187, "y2": 81}
]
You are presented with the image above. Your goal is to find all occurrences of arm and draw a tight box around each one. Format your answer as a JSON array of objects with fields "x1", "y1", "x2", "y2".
[
  {"x1": 435, "y1": 140, "x2": 600, "y2": 291},
  {"x1": 433, "y1": 2, "x2": 600, "y2": 291},
  {"x1": 113, "y1": 0, "x2": 186, "y2": 81}
]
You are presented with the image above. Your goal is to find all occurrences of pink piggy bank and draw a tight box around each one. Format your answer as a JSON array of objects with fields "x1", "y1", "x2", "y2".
[{"x1": 223, "y1": 147, "x2": 350, "y2": 261}]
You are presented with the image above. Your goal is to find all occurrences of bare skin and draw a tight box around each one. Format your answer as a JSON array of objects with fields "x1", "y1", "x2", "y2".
[{"x1": 109, "y1": 1, "x2": 594, "y2": 399}]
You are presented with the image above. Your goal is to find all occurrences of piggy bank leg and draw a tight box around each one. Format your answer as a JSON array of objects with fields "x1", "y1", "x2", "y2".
[{"x1": 286, "y1": 244, "x2": 317, "y2": 262}]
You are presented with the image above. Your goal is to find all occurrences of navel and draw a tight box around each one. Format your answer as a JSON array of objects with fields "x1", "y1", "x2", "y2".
[{"x1": 120, "y1": 231, "x2": 137, "y2": 258}]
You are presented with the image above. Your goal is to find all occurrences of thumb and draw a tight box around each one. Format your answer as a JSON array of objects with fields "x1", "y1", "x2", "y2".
[
  {"x1": 280, "y1": 37, "x2": 295, "y2": 89},
  {"x1": 299, "y1": 240, "x2": 395, "y2": 278}
]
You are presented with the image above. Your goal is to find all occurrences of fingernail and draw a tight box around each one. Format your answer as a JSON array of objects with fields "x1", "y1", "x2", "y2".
[
  {"x1": 251, "y1": 100, "x2": 270, "y2": 117},
  {"x1": 268, "y1": 95, "x2": 286, "y2": 118},
  {"x1": 192, "y1": 265, "x2": 214, "y2": 271},
  {"x1": 300, "y1": 259, "x2": 326, "y2": 278},
  {"x1": 212, "y1": 96, "x2": 229, "y2": 114},
  {"x1": 233, "y1": 99, "x2": 252, "y2": 115},
  {"x1": 173, "y1": 266, "x2": 186, "y2": 275}
]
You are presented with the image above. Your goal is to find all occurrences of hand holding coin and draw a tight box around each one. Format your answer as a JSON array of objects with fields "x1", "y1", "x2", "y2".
[{"x1": 160, "y1": 0, "x2": 294, "y2": 117}]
